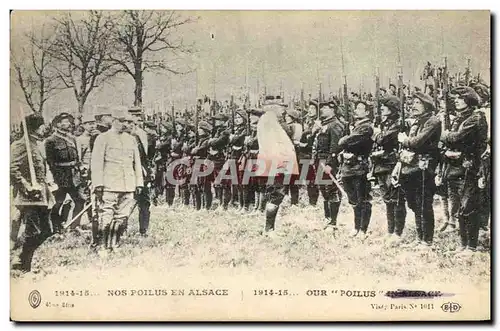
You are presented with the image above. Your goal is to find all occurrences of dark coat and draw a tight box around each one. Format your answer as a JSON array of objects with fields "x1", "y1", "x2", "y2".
[
  {"x1": 45, "y1": 131, "x2": 81, "y2": 188},
  {"x1": 339, "y1": 118, "x2": 374, "y2": 177}
]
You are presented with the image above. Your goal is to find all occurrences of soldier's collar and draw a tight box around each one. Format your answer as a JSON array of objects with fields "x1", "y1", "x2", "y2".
[{"x1": 354, "y1": 118, "x2": 371, "y2": 127}]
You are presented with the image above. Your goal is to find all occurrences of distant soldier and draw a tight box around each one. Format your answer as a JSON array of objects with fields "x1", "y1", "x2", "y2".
[
  {"x1": 297, "y1": 100, "x2": 321, "y2": 206},
  {"x1": 11, "y1": 114, "x2": 52, "y2": 273},
  {"x1": 440, "y1": 87, "x2": 487, "y2": 256},
  {"x1": 371, "y1": 96, "x2": 407, "y2": 244},
  {"x1": 312, "y1": 100, "x2": 347, "y2": 234},
  {"x1": 284, "y1": 107, "x2": 303, "y2": 206},
  {"x1": 228, "y1": 110, "x2": 249, "y2": 211},
  {"x1": 245, "y1": 111, "x2": 265, "y2": 212},
  {"x1": 76, "y1": 113, "x2": 99, "y2": 221},
  {"x1": 182, "y1": 123, "x2": 198, "y2": 208},
  {"x1": 339, "y1": 101, "x2": 374, "y2": 240},
  {"x1": 208, "y1": 114, "x2": 231, "y2": 210},
  {"x1": 397, "y1": 92, "x2": 441, "y2": 250},
  {"x1": 91, "y1": 109, "x2": 143, "y2": 253},
  {"x1": 155, "y1": 121, "x2": 175, "y2": 205},
  {"x1": 124, "y1": 113, "x2": 153, "y2": 237},
  {"x1": 191, "y1": 120, "x2": 214, "y2": 210},
  {"x1": 45, "y1": 112, "x2": 84, "y2": 232}
]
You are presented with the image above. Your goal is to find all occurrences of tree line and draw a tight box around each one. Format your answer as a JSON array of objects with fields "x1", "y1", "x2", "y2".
[{"x1": 11, "y1": 10, "x2": 198, "y2": 117}]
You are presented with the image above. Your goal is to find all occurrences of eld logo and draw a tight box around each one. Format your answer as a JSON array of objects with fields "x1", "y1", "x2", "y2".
[{"x1": 441, "y1": 302, "x2": 461, "y2": 313}]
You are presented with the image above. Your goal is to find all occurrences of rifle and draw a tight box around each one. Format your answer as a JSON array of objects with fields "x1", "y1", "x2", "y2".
[
  {"x1": 317, "y1": 82, "x2": 322, "y2": 120},
  {"x1": 230, "y1": 94, "x2": 235, "y2": 134},
  {"x1": 195, "y1": 101, "x2": 199, "y2": 145},
  {"x1": 19, "y1": 105, "x2": 41, "y2": 196},
  {"x1": 375, "y1": 67, "x2": 381, "y2": 127},
  {"x1": 171, "y1": 103, "x2": 176, "y2": 137},
  {"x1": 300, "y1": 86, "x2": 305, "y2": 131}
]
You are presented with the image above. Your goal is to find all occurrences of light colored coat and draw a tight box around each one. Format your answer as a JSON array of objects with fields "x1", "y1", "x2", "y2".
[{"x1": 91, "y1": 129, "x2": 143, "y2": 192}]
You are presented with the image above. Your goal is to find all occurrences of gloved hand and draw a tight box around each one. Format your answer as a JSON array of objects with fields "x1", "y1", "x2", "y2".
[
  {"x1": 135, "y1": 186, "x2": 143, "y2": 199},
  {"x1": 478, "y1": 177, "x2": 486, "y2": 189}
]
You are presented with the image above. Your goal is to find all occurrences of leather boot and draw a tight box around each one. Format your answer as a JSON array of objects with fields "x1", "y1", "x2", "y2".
[{"x1": 265, "y1": 203, "x2": 279, "y2": 232}]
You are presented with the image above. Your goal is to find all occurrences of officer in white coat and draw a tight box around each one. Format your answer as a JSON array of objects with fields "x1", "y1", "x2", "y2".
[{"x1": 91, "y1": 107, "x2": 143, "y2": 252}]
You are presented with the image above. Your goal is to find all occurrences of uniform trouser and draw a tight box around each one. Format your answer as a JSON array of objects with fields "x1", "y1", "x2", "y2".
[
  {"x1": 51, "y1": 186, "x2": 85, "y2": 231},
  {"x1": 318, "y1": 170, "x2": 342, "y2": 226},
  {"x1": 289, "y1": 162, "x2": 320, "y2": 206},
  {"x1": 376, "y1": 172, "x2": 407, "y2": 236},
  {"x1": 155, "y1": 166, "x2": 165, "y2": 197},
  {"x1": 16, "y1": 206, "x2": 51, "y2": 272},
  {"x1": 136, "y1": 186, "x2": 151, "y2": 235},
  {"x1": 447, "y1": 174, "x2": 482, "y2": 249},
  {"x1": 343, "y1": 175, "x2": 372, "y2": 233},
  {"x1": 401, "y1": 170, "x2": 436, "y2": 244},
  {"x1": 264, "y1": 176, "x2": 287, "y2": 231},
  {"x1": 98, "y1": 191, "x2": 135, "y2": 249},
  {"x1": 478, "y1": 181, "x2": 491, "y2": 229}
]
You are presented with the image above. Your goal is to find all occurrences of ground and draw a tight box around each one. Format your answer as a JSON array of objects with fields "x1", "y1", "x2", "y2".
[{"x1": 10, "y1": 192, "x2": 490, "y2": 288}]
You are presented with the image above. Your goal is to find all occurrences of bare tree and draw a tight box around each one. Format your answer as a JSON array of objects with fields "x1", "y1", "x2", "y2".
[
  {"x1": 109, "y1": 10, "x2": 197, "y2": 106},
  {"x1": 11, "y1": 27, "x2": 61, "y2": 114},
  {"x1": 49, "y1": 10, "x2": 117, "y2": 115}
]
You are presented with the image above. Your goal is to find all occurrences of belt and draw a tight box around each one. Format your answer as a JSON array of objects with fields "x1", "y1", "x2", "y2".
[
  {"x1": 249, "y1": 149, "x2": 259, "y2": 153},
  {"x1": 54, "y1": 161, "x2": 77, "y2": 167}
]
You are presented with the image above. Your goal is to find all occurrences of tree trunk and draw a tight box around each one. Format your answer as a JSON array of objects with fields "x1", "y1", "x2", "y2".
[
  {"x1": 77, "y1": 97, "x2": 85, "y2": 120},
  {"x1": 134, "y1": 61, "x2": 143, "y2": 107}
]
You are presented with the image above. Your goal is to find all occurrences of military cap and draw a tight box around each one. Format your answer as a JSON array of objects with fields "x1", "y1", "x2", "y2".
[
  {"x1": 285, "y1": 108, "x2": 302, "y2": 121},
  {"x1": 380, "y1": 86, "x2": 387, "y2": 92},
  {"x1": 380, "y1": 95, "x2": 400, "y2": 114},
  {"x1": 451, "y1": 86, "x2": 480, "y2": 107},
  {"x1": 412, "y1": 92, "x2": 435, "y2": 112},
  {"x1": 198, "y1": 120, "x2": 213, "y2": 132},
  {"x1": 472, "y1": 83, "x2": 490, "y2": 103},
  {"x1": 389, "y1": 83, "x2": 397, "y2": 90},
  {"x1": 52, "y1": 112, "x2": 75, "y2": 126},
  {"x1": 81, "y1": 113, "x2": 96, "y2": 124},
  {"x1": 26, "y1": 113, "x2": 45, "y2": 133},
  {"x1": 249, "y1": 108, "x2": 265, "y2": 117}
]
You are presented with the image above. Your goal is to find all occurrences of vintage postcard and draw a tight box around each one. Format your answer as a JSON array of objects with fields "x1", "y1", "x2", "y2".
[{"x1": 9, "y1": 10, "x2": 491, "y2": 321}]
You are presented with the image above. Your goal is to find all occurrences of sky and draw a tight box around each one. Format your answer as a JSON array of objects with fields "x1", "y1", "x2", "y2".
[{"x1": 10, "y1": 10, "x2": 490, "y2": 120}]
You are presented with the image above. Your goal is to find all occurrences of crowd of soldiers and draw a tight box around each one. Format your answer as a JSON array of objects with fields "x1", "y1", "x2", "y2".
[{"x1": 10, "y1": 71, "x2": 491, "y2": 274}]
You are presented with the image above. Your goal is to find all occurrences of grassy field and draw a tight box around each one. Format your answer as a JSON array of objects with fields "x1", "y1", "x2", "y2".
[{"x1": 10, "y1": 192, "x2": 490, "y2": 288}]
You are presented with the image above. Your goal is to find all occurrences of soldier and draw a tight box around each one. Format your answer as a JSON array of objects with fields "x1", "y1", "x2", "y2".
[
  {"x1": 245, "y1": 111, "x2": 265, "y2": 212},
  {"x1": 284, "y1": 108, "x2": 303, "y2": 206},
  {"x1": 182, "y1": 123, "x2": 198, "y2": 208},
  {"x1": 208, "y1": 114, "x2": 231, "y2": 210},
  {"x1": 472, "y1": 82, "x2": 491, "y2": 232},
  {"x1": 397, "y1": 92, "x2": 441, "y2": 250},
  {"x1": 440, "y1": 86, "x2": 487, "y2": 256},
  {"x1": 228, "y1": 110, "x2": 249, "y2": 211},
  {"x1": 91, "y1": 109, "x2": 143, "y2": 253},
  {"x1": 191, "y1": 120, "x2": 213, "y2": 210},
  {"x1": 127, "y1": 110, "x2": 154, "y2": 237},
  {"x1": 312, "y1": 100, "x2": 347, "y2": 234},
  {"x1": 297, "y1": 100, "x2": 320, "y2": 206},
  {"x1": 371, "y1": 96, "x2": 407, "y2": 244},
  {"x1": 76, "y1": 113, "x2": 99, "y2": 225},
  {"x1": 11, "y1": 113, "x2": 53, "y2": 273},
  {"x1": 45, "y1": 112, "x2": 84, "y2": 232},
  {"x1": 338, "y1": 101, "x2": 374, "y2": 240},
  {"x1": 155, "y1": 121, "x2": 175, "y2": 206},
  {"x1": 257, "y1": 97, "x2": 299, "y2": 236}
]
